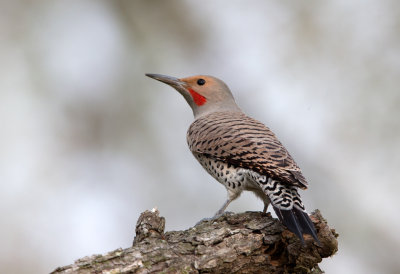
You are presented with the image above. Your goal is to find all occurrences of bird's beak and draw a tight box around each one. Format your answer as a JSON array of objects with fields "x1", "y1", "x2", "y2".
[{"x1": 145, "y1": 73, "x2": 186, "y2": 89}]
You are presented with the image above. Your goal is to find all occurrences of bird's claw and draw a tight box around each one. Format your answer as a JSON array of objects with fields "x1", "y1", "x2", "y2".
[{"x1": 195, "y1": 211, "x2": 234, "y2": 226}]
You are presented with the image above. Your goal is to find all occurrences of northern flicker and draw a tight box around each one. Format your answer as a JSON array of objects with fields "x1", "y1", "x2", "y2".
[{"x1": 145, "y1": 73, "x2": 319, "y2": 244}]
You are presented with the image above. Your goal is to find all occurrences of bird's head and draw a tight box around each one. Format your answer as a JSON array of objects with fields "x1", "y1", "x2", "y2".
[{"x1": 146, "y1": 73, "x2": 241, "y2": 118}]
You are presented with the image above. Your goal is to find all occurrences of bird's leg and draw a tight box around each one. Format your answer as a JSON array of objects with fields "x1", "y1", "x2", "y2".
[
  {"x1": 195, "y1": 191, "x2": 239, "y2": 226},
  {"x1": 262, "y1": 200, "x2": 270, "y2": 214},
  {"x1": 195, "y1": 198, "x2": 233, "y2": 226},
  {"x1": 213, "y1": 198, "x2": 234, "y2": 218}
]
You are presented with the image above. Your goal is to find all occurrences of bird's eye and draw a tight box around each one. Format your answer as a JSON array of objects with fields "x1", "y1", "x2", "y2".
[{"x1": 197, "y1": 79, "x2": 206, "y2": 86}]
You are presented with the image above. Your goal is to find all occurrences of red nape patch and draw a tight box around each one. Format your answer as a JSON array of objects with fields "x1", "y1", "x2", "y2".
[{"x1": 188, "y1": 88, "x2": 207, "y2": 106}]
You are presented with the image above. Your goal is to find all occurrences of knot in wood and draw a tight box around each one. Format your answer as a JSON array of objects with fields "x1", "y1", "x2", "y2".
[{"x1": 133, "y1": 208, "x2": 165, "y2": 245}]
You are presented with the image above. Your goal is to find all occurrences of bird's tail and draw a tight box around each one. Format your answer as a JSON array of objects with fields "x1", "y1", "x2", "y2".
[
  {"x1": 263, "y1": 179, "x2": 320, "y2": 245},
  {"x1": 273, "y1": 205, "x2": 320, "y2": 245}
]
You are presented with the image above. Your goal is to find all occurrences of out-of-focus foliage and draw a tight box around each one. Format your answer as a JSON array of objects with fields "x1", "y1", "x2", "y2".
[{"x1": 0, "y1": 0, "x2": 399, "y2": 273}]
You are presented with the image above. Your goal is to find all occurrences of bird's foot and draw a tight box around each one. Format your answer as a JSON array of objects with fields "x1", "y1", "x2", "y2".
[{"x1": 195, "y1": 211, "x2": 234, "y2": 226}]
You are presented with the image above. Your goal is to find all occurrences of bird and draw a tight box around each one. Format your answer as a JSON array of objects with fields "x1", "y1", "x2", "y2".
[{"x1": 145, "y1": 73, "x2": 319, "y2": 244}]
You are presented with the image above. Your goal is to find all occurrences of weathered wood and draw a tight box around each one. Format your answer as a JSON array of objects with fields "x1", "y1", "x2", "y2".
[{"x1": 52, "y1": 209, "x2": 338, "y2": 273}]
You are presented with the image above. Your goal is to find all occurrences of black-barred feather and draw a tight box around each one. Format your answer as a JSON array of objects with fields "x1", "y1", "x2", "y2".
[{"x1": 188, "y1": 111, "x2": 308, "y2": 189}]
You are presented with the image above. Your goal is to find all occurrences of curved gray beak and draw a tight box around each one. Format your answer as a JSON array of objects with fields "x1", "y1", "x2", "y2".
[{"x1": 145, "y1": 73, "x2": 185, "y2": 88}]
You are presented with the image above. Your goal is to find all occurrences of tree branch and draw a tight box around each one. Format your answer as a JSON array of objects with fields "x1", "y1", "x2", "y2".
[{"x1": 52, "y1": 209, "x2": 338, "y2": 273}]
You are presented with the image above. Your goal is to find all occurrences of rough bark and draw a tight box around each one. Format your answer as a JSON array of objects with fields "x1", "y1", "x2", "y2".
[{"x1": 52, "y1": 209, "x2": 338, "y2": 274}]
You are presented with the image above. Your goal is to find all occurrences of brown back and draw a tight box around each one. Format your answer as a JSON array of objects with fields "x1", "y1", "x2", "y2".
[{"x1": 187, "y1": 111, "x2": 308, "y2": 189}]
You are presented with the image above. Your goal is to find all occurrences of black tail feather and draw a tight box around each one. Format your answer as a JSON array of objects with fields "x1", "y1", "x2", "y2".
[
  {"x1": 293, "y1": 207, "x2": 321, "y2": 245},
  {"x1": 273, "y1": 206, "x2": 320, "y2": 245},
  {"x1": 274, "y1": 206, "x2": 305, "y2": 244}
]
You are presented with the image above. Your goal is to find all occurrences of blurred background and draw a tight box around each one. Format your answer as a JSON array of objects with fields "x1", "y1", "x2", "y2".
[{"x1": 1, "y1": 0, "x2": 399, "y2": 273}]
